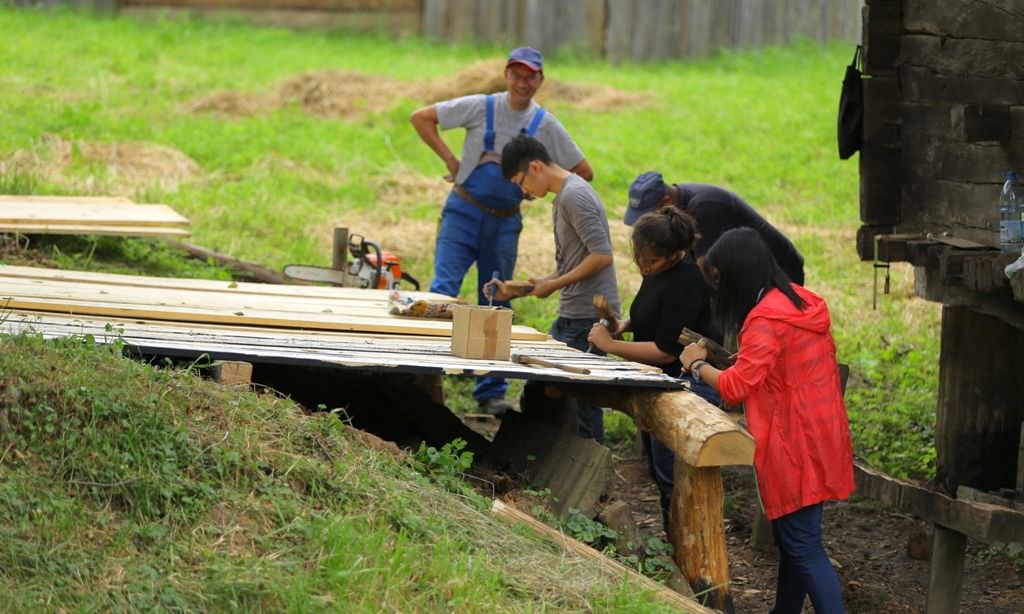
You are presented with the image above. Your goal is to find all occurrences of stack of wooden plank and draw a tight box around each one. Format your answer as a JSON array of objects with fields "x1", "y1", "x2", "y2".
[{"x1": 0, "y1": 195, "x2": 190, "y2": 238}]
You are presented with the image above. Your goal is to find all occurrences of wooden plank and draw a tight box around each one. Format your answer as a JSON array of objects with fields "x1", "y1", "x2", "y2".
[
  {"x1": 925, "y1": 525, "x2": 966, "y2": 614},
  {"x1": 585, "y1": 0, "x2": 605, "y2": 56},
  {"x1": 121, "y1": 0, "x2": 420, "y2": 8},
  {"x1": 0, "y1": 265, "x2": 447, "y2": 302},
  {"x1": 0, "y1": 224, "x2": 191, "y2": 238},
  {"x1": 604, "y1": 0, "x2": 633, "y2": 63},
  {"x1": 0, "y1": 202, "x2": 189, "y2": 227},
  {"x1": 1, "y1": 311, "x2": 685, "y2": 387},
  {"x1": 670, "y1": 461, "x2": 733, "y2": 612},
  {"x1": 421, "y1": 0, "x2": 447, "y2": 39},
  {"x1": 490, "y1": 499, "x2": 717, "y2": 613},
  {"x1": 0, "y1": 195, "x2": 134, "y2": 205},
  {"x1": 206, "y1": 360, "x2": 253, "y2": 385}
]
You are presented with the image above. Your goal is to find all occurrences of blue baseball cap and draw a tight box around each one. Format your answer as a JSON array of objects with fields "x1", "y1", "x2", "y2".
[
  {"x1": 507, "y1": 47, "x2": 544, "y2": 72},
  {"x1": 624, "y1": 171, "x2": 668, "y2": 226}
]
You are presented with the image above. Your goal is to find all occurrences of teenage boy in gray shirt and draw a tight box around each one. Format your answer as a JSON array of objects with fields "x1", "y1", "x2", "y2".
[{"x1": 489, "y1": 135, "x2": 620, "y2": 441}]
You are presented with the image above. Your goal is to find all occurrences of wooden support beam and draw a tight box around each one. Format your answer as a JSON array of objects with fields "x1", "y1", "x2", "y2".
[
  {"x1": 925, "y1": 525, "x2": 966, "y2": 614},
  {"x1": 670, "y1": 460, "x2": 733, "y2": 613},
  {"x1": 206, "y1": 360, "x2": 252, "y2": 385},
  {"x1": 490, "y1": 499, "x2": 716, "y2": 613},
  {"x1": 854, "y1": 461, "x2": 1024, "y2": 543},
  {"x1": 559, "y1": 385, "x2": 754, "y2": 467}
]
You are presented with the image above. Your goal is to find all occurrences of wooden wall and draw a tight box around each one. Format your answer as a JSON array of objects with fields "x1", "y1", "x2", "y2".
[
  {"x1": 422, "y1": 0, "x2": 863, "y2": 62},
  {"x1": 860, "y1": 0, "x2": 1024, "y2": 250}
]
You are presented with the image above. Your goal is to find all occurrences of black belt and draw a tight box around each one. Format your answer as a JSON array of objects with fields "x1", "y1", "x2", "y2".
[{"x1": 453, "y1": 185, "x2": 521, "y2": 219}]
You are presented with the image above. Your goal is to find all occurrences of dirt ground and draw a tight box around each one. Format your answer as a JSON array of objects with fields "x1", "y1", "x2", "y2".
[
  {"x1": 613, "y1": 447, "x2": 1024, "y2": 613},
  {"x1": 464, "y1": 414, "x2": 1024, "y2": 614}
]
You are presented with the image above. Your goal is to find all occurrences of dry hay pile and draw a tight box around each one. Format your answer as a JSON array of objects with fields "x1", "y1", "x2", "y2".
[
  {"x1": 188, "y1": 60, "x2": 651, "y2": 121},
  {"x1": 2, "y1": 134, "x2": 200, "y2": 195},
  {"x1": 275, "y1": 70, "x2": 417, "y2": 119},
  {"x1": 187, "y1": 90, "x2": 272, "y2": 117}
]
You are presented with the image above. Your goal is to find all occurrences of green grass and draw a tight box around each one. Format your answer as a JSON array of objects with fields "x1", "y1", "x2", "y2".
[
  {"x1": 0, "y1": 333, "x2": 681, "y2": 611},
  {"x1": 1, "y1": 1, "x2": 937, "y2": 497}
]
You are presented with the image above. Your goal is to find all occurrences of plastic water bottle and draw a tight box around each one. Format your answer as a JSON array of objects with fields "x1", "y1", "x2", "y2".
[{"x1": 999, "y1": 171, "x2": 1023, "y2": 254}]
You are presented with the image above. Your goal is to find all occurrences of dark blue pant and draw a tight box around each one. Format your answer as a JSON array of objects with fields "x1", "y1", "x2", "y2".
[
  {"x1": 430, "y1": 190, "x2": 522, "y2": 403},
  {"x1": 549, "y1": 316, "x2": 605, "y2": 441},
  {"x1": 770, "y1": 503, "x2": 845, "y2": 614},
  {"x1": 643, "y1": 375, "x2": 721, "y2": 531}
]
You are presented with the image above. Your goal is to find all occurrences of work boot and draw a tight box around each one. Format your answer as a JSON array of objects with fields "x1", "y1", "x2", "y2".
[{"x1": 478, "y1": 397, "x2": 514, "y2": 417}]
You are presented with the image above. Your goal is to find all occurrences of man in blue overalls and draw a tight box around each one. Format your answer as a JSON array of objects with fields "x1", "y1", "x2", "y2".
[{"x1": 410, "y1": 47, "x2": 593, "y2": 416}]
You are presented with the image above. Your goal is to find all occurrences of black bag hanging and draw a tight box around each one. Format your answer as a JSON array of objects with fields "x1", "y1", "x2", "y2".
[{"x1": 837, "y1": 45, "x2": 864, "y2": 160}]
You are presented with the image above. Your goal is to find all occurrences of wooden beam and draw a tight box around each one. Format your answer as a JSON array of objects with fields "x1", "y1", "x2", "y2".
[
  {"x1": 854, "y1": 462, "x2": 1024, "y2": 543},
  {"x1": 490, "y1": 499, "x2": 716, "y2": 613},
  {"x1": 0, "y1": 223, "x2": 190, "y2": 238},
  {"x1": 925, "y1": 525, "x2": 966, "y2": 614},
  {"x1": 0, "y1": 202, "x2": 189, "y2": 227},
  {"x1": 669, "y1": 460, "x2": 733, "y2": 613},
  {"x1": 559, "y1": 385, "x2": 754, "y2": 467}
]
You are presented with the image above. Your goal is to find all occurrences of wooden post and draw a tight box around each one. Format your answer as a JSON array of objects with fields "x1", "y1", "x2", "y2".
[
  {"x1": 332, "y1": 227, "x2": 348, "y2": 273},
  {"x1": 936, "y1": 307, "x2": 1024, "y2": 493},
  {"x1": 1018, "y1": 422, "x2": 1024, "y2": 494},
  {"x1": 925, "y1": 525, "x2": 967, "y2": 614},
  {"x1": 669, "y1": 459, "x2": 734, "y2": 613}
]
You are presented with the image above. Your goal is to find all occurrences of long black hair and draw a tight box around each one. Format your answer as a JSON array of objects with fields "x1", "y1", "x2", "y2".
[
  {"x1": 703, "y1": 227, "x2": 805, "y2": 333},
  {"x1": 630, "y1": 206, "x2": 699, "y2": 262}
]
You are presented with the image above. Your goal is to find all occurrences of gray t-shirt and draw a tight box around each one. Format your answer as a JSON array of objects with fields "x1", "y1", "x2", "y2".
[
  {"x1": 436, "y1": 92, "x2": 585, "y2": 185},
  {"x1": 552, "y1": 174, "x2": 621, "y2": 319}
]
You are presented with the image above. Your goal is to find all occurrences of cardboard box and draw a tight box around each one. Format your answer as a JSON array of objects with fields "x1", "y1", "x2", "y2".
[{"x1": 450, "y1": 305, "x2": 513, "y2": 360}]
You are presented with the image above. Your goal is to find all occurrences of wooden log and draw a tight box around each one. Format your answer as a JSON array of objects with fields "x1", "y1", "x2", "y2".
[
  {"x1": 669, "y1": 460, "x2": 733, "y2": 613},
  {"x1": 855, "y1": 224, "x2": 896, "y2": 261},
  {"x1": 166, "y1": 239, "x2": 295, "y2": 285},
  {"x1": 904, "y1": 0, "x2": 1024, "y2": 42},
  {"x1": 863, "y1": 76, "x2": 901, "y2": 146},
  {"x1": 206, "y1": 360, "x2": 252, "y2": 385},
  {"x1": 490, "y1": 499, "x2": 717, "y2": 612},
  {"x1": 859, "y1": 141, "x2": 902, "y2": 226},
  {"x1": 937, "y1": 306, "x2": 1024, "y2": 494},
  {"x1": 925, "y1": 525, "x2": 966, "y2": 614},
  {"x1": 900, "y1": 64, "x2": 1024, "y2": 106},
  {"x1": 560, "y1": 386, "x2": 754, "y2": 467},
  {"x1": 900, "y1": 34, "x2": 1024, "y2": 81}
]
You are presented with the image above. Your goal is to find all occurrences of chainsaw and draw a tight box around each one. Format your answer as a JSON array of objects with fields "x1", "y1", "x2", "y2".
[{"x1": 284, "y1": 232, "x2": 420, "y2": 290}]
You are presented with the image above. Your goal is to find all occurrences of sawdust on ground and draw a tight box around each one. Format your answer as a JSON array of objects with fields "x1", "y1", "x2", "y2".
[
  {"x1": 1, "y1": 134, "x2": 200, "y2": 196},
  {"x1": 188, "y1": 59, "x2": 652, "y2": 121}
]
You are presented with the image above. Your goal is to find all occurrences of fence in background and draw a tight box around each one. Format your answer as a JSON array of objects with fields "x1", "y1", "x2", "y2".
[{"x1": 423, "y1": 0, "x2": 863, "y2": 61}]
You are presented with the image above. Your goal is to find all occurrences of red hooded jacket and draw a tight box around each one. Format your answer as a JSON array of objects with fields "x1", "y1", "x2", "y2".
[{"x1": 718, "y1": 284, "x2": 855, "y2": 520}]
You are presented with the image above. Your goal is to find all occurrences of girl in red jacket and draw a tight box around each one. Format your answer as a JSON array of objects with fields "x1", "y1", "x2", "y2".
[{"x1": 680, "y1": 227, "x2": 854, "y2": 614}]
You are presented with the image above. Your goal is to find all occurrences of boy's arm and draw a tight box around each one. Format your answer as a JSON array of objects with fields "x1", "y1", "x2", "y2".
[{"x1": 529, "y1": 253, "x2": 612, "y2": 298}]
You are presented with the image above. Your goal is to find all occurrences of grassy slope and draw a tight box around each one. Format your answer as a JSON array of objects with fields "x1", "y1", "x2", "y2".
[
  {"x1": 0, "y1": 333, "x2": 680, "y2": 612},
  {"x1": 0, "y1": 12, "x2": 943, "y2": 601}
]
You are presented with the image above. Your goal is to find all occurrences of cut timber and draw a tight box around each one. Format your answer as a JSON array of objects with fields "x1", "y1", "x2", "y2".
[
  {"x1": 490, "y1": 499, "x2": 716, "y2": 613},
  {"x1": 597, "y1": 500, "x2": 643, "y2": 558},
  {"x1": 669, "y1": 460, "x2": 733, "y2": 613},
  {"x1": 206, "y1": 360, "x2": 252, "y2": 385},
  {"x1": 560, "y1": 386, "x2": 754, "y2": 467},
  {"x1": 0, "y1": 202, "x2": 189, "y2": 227},
  {"x1": 0, "y1": 223, "x2": 190, "y2": 238},
  {"x1": 925, "y1": 525, "x2": 966, "y2": 614},
  {"x1": 168, "y1": 240, "x2": 294, "y2": 285}
]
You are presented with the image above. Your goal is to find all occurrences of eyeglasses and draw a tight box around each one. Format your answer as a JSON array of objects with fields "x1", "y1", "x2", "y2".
[{"x1": 514, "y1": 167, "x2": 535, "y2": 201}]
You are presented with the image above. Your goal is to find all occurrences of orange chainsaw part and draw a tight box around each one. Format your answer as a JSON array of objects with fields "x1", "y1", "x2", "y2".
[{"x1": 365, "y1": 251, "x2": 403, "y2": 289}]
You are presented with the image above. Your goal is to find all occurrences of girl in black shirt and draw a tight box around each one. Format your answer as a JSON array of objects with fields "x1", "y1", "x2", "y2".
[{"x1": 587, "y1": 207, "x2": 721, "y2": 532}]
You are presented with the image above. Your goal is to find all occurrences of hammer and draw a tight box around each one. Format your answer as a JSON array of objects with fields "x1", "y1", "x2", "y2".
[{"x1": 510, "y1": 349, "x2": 591, "y2": 375}]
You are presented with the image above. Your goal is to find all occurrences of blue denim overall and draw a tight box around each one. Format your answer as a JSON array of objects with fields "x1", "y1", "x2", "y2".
[{"x1": 430, "y1": 95, "x2": 545, "y2": 404}]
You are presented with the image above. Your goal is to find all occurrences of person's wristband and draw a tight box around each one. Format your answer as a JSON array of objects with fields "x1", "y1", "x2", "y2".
[{"x1": 688, "y1": 359, "x2": 708, "y2": 383}]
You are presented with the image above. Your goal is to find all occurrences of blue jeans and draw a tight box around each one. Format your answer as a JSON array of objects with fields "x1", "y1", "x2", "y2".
[
  {"x1": 549, "y1": 316, "x2": 605, "y2": 441},
  {"x1": 431, "y1": 190, "x2": 522, "y2": 403},
  {"x1": 770, "y1": 503, "x2": 845, "y2": 614},
  {"x1": 643, "y1": 375, "x2": 721, "y2": 532}
]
